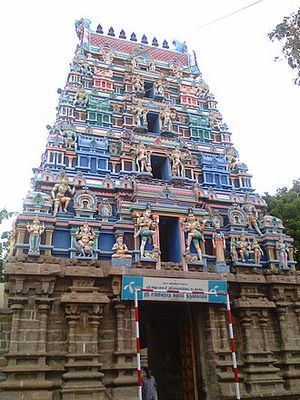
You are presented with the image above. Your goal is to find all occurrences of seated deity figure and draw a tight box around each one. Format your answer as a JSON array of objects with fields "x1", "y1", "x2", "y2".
[
  {"x1": 133, "y1": 102, "x2": 148, "y2": 129},
  {"x1": 27, "y1": 218, "x2": 45, "y2": 255},
  {"x1": 224, "y1": 147, "x2": 240, "y2": 171},
  {"x1": 112, "y1": 235, "x2": 131, "y2": 259},
  {"x1": 134, "y1": 142, "x2": 152, "y2": 173},
  {"x1": 243, "y1": 199, "x2": 262, "y2": 236},
  {"x1": 169, "y1": 146, "x2": 185, "y2": 177},
  {"x1": 183, "y1": 209, "x2": 206, "y2": 261},
  {"x1": 52, "y1": 174, "x2": 76, "y2": 216},
  {"x1": 252, "y1": 239, "x2": 264, "y2": 264},
  {"x1": 75, "y1": 223, "x2": 95, "y2": 257},
  {"x1": 276, "y1": 237, "x2": 290, "y2": 270},
  {"x1": 132, "y1": 74, "x2": 144, "y2": 92},
  {"x1": 73, "y1": 86, "x2": 88, "y2": 107},
  {"x1": 133, "y1": 207, "x2": 157, "y2": 259},
  {"x1": 160, "y1": 106, "x2": 175, "y2": 132}
]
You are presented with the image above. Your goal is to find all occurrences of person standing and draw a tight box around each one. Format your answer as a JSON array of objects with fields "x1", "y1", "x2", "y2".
[{"x1": 142, "y1": 369, "x2": 158, "y2": 400}]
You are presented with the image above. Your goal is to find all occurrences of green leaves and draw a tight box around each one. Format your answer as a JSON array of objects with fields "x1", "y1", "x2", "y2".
[
  {"x1": 269, "y1": 7, "x2": 300, "y2": 85},
  {"x1": 264, "y1": 179, "x2": 300, "y2": 264},
  {"x1": 0, "y1": 209, "x2": 16, "y2": 282}
]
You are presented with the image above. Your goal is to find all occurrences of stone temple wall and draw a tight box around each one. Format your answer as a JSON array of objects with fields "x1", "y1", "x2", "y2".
[
  {"x1": 0, "y1": 283, "x2": 10, "y2": 383},
  {"x1": 1, "y1": 257, "x2": 300, "y2": 399}
]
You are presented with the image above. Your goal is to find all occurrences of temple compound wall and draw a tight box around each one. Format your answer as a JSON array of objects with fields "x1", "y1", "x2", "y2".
[
  {"x1": 2, "y1": 260, "x2": 300, "y2": 400},
  {"x1": 0, "y1": 18, "x2": 299, "y2": 400}
]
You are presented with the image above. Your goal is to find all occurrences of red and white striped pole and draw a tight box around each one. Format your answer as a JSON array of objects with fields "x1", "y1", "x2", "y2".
[
  {"x1": 226, "y1": 292, "x2": 241, "y2": 400},
  {"x1": 134, "y1": 288, "x2": 142, "y2": 400},
  {"x1": 133, "y1": 287, "x2": 240, "y2": 400}
]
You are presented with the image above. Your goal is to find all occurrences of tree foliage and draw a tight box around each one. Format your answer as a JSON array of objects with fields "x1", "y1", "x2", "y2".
[
  {"x1": 264, "y1": 179, "x2": 300, "y2": 265},
  {"x1": 0, "y1": 209, "x2": 15, "y2": 282},
  {"x1": 269, "y1": 7, "x2": 300, "y2": 85}
]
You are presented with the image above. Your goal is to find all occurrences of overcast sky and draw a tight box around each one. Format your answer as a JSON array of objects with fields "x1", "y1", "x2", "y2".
[{"x1": 0, "y1": 0, "x2": 299, "y2": 214}]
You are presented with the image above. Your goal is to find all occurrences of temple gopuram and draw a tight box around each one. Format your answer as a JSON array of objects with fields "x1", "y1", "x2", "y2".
[{"x1": 1, "y1": 18, "x2": 300, "y2": 400}]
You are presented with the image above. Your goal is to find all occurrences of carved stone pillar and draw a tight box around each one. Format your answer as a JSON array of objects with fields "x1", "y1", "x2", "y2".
[
  {"x1": 36, "y1": 300, "x2": 51, "y2": 355},
  {"x1": 269, "y1": 278, "x2": 300, "y2": 392},
  {"x1": 61, "y1": 277, "x2": 109, "y2": 400},
  {"x1": 240, "y1": 311, "x2": 252, "y2": 354},
  {"x1": 16, "y1": 226, "x2": 26, "y2": 255},
  {"x1": 109, "y1": 277, "x2": 137, "y2": 400},
  {"x1": 8, "y1": 301, "x2": 24, "y2": 352},
  {"x1": 275, "y1": 304, "x2": 299, "y2": 390},
  {"x1": 258, "y1": 311, "x2": 270, "y2": 351},
  {"x1": 265, "y1": 244, "x2": 276, "y2": 270},
  {"x1": 277, "y1": 306, "x2": 288, "y2": 352},
  {"x1": 44, "y1": 226, "x2": 54, "y2": 256},
  {"x1": 234, "y1": 298, "x2": 285, "y2": 397},
  {"x1": 294, "y1": 303, "x2": 300, "y2": 333},
  {"x1": 0, "y1": 296, "x2": 54, "y2": 399},
  {"x1": 205, "y1": 307, "x2": 234, "y2": 398},
  {"x1": 115, "y1": 303, "x2": 126, "y2": 353}
]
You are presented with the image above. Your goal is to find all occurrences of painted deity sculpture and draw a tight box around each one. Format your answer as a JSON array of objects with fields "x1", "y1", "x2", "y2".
[
  {"x1": 208, "y1": 111, "x2": 219, "y2": 129},
  {"x1": 160, "y1": 106, "x2": 175, "y2": 132},
  {"x1": 251, "y1": 239, "x2": 264, "y2": 265},
  {"x1": 79, "y1": 58, "x2": 92, "y2": 76},
  {"x1": 51, "y1": 174, "x2": 75, "y2": 216},
  {"x1": 132, "y1": 74, "x2": 144, "y2": 92},
  {"x1": 196, "y1": 81, "x2": 209, "y2": 98},
  {"x1": 63, "y1": 127, "x2": 76, "y2": 149},
  {"x1": 112, "y1": 235, "x2": 131, "y2": 259},
  {"x1": 212, "y1": 229, "x2": 226, "y2": 263},
  {"x1": 148, "y1": 58, "x2": 156, "y2": 71},
  {"x1": 154, "y1": 79, "x2": 165, "y2": 97},
  {"x1": 132, "y1": 102, "x2": 148, "y2": 129},
  {"x1": 99, "y1": 199, "x2": 112, "y2": 217},
  {"x1": 133, "y1": 206, "x2": 157, "y2": 259},
  {"x1": 230, "y1": 239, "x2": 238, "y2": 264},
  {"x1": 224, "y1": 147, "x2": 240, "y2": 171},
  {"x1": 134, "y1": 142, "x2": 152, "y2": 173},
  {"x1": 183, "y1": 210, "x2": 206, "y2": 261},
  {"x1": 101, "y1": 47, "x2": 114, "y2": 64},
  {"x1": 131, "y1": 56, "x2": 139, "y2": 69},
  {"x1": 243, "y1": 199, "x2": 262, "y2": 235},
  {"x1": 171, "y1": 63, "x2": 183, "y2": 78},
  {"x1": 169, "y1": 146, "x2": 185, "y2": 177},
  {"x1": 27, "y1": 218, "x2": 45, "y2": 255},
  {"x1": 73, "y1": 86, "x2": 88, "y2": 107},
  {"x1": 276, "y1": 237, "x2": 290, "y2": 270},
  {"x1": 75, "y1": 223, "x2": 95, "y2": 257},
  {"x1": 236, "y1": 235, "x2": 249, "y2": 263}
]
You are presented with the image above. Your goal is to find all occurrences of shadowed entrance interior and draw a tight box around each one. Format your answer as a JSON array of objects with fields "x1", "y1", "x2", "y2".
[
  {"x1": 139, "y1": 302, "x2": 202, "y2": 400},
  {"x1": 159, "y1": 216, "x2": 181, "y2": 263}
]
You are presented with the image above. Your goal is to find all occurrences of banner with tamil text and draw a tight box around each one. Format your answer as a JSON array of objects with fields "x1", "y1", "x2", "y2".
[{"x1": 121, "y1": 275, "x2": 227, "y2": 304}]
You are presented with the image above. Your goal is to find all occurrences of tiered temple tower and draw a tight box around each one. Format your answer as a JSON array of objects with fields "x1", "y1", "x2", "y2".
[{"x1": 1, "y1": 18, "x2": 299, "y2": 400}]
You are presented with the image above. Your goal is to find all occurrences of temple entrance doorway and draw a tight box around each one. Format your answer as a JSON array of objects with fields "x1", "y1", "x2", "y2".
[
  {"x1": 159, "y1": 216, "x2": 181, "y2": 263},
  {"x1": 140, "y1": 302, "x2": 203, "y2": 400}
]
